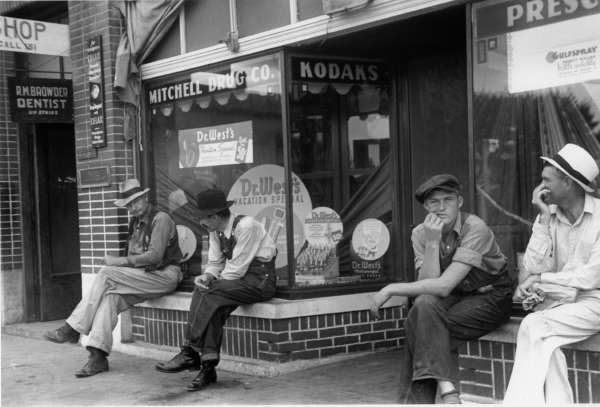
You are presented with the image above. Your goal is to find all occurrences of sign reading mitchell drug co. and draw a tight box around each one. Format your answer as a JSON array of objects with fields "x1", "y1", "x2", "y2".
[{"x1": 0, "y1": 16, "x2": 69, "y2": 56}]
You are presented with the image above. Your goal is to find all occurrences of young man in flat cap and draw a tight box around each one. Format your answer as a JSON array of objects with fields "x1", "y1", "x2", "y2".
[
  {"x1": 505, "y1": 144, "x2": 600, "y2": 404},
  {"x1": 44, "y1": 179, "x2": 183, "y2": 377},
  {"x1": 370, "y1": 174, "x2": 514, "y2": 404},
  {"x1": 156, "y1": 188, "x2": 276, "y2": 392}
]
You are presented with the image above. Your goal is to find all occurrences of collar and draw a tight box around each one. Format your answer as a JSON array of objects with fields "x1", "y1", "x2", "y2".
[
  {"x1": 221, "y1": 213, "x2": 236, "y2": 237},
  {"x1": 550, "y1": 194, "x2": 593, "y2": 226},
  {"x1": 136, "y1": 205, "x2": 154, "y2": 226}
]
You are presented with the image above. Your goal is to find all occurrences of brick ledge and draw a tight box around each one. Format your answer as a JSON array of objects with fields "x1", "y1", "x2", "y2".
[
  {"x1": 135, "y1": 291, "x2": 407, "y2": 319},
  {"x1": 480, "y1": 316, "x2": 600, "y2": 352}
]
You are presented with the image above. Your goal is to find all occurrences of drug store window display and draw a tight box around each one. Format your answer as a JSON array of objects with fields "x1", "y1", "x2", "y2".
[{"x1": 472, "y1": 0, "x2": 600, "y2": 282}]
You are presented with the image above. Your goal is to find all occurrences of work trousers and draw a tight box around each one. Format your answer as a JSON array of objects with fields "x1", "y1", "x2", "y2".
[
  {"x1": 186, "y1": 259, "x2": 276, "y2": 362},
  {"x1": 398, "y1": 286, "x2": 513, "y2": 404},
  {"x1": 504, "y1": 291, "x2": 600, "y2": 405},
  {"x1": 67, "y1": 265, "x2": 181, "y2": 354}
]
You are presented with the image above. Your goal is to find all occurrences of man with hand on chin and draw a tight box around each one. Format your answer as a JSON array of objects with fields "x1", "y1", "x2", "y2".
[
  {"x1": 505, "y1": 144, "x2": 600, "y2": 404},
  {"x1": 370, "y1": 174, "x2": 513, "y2": 404}
]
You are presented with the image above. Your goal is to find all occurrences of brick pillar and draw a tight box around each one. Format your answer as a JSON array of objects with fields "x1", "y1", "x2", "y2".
[{"x1": 69, "y1": 1, "x2": 135, "y2": 275}]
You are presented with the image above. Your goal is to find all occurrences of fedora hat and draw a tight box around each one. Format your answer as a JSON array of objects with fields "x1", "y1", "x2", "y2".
[
  {"x1": 195, "y1": 188, "x2": 233, "y2": 218},
  {"x1": 541, "y1": 143, "x2": 599, "y2": 193},
  {"x1": 114, "y1": 179, "x2": 150, "y2": 207}
]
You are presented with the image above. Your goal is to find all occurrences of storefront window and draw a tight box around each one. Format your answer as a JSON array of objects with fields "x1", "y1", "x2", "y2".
[
  {"x1": 289, "y1": 55, "x2": 393, "y2": 287},
  {"x1": 472, "y1": 0, "x2": 600, "y2": 271}
]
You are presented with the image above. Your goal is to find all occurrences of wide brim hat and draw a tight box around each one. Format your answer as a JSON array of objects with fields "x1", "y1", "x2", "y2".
[
  {"x1": 541, "y1": 143, "x2": 599, "y2": 193},
  {"x1": 195, "y1": 188, "x2": 234, "y2": 218},
  {"x1": 114, "y1": 179, "x2": 150, "y2": 207},
  {"x1": 415, "y1": 174, "x2": 461, "y2": 203}
]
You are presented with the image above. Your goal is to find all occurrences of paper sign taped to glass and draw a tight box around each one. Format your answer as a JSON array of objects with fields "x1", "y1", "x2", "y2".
[
  {"x1": 507, "y1": 14, "x2": 600, "y2": 93},
  {"x1": 178, "y1": 120, "x2": 253, "y2": 168}
]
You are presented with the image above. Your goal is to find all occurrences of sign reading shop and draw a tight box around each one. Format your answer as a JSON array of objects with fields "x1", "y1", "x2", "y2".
[
  {"x1": 291, "y1": 57, "x2": 387, "y2": 84},
  {"x1": 0, "y1": 16, "x2": 69, "y2": 56},
  {"x1": 8, "y1": 77, "x2": 73, "y2": 123}
]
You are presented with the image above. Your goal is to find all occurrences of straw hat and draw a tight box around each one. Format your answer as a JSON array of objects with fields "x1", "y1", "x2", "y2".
[
  {"x1": 541, "y1": 144, "x2": 599, "y2": 193},
  {"x1": 114, "y1": 179, "x2": 150, "y2": 207}
]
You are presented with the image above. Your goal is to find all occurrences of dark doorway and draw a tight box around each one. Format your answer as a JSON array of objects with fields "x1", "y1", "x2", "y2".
[{"x1": 34, "y1": 123, "x2": 81, "y2": 321}]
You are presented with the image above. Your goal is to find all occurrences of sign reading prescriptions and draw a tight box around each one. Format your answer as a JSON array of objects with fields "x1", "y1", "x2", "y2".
[
  {"x1": 0, "y1": 17, "x2": 69, "y2": 56},
  {"x1": 227, "y1": 165, "x2": 312, "y2": 270},
  {"x1": 507, "y1": 14, "x2": 600, "y2": 93},
  {"x1": 179, "y1": 121, "x2": 253, "y2": 168}
]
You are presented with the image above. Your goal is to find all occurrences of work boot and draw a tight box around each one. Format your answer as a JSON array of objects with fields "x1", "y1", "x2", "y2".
[
  {"x1": 186, "y1": 360, "x2": 218, "y2": 391},
  {"x1": 44, "y1": 323, "x2": 80, "y2": 344},
  {"x1": 155, "y1": 346, "x2": 201, "y2": 373},
  {"x1": 75, "y1": 346, "x2": 109, "y2": 378}
]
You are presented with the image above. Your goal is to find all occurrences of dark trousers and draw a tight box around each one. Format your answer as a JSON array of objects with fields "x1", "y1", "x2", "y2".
[
  {"x1": 185, "y1": 259, "x2": 276, "y2": 362},
  {"x1": 398, "y1": 286, "x2": 513, "y2": 404}
]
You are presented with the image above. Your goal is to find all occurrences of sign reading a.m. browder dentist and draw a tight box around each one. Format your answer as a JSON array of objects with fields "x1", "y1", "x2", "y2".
[{"x1": 8, "y1": 77, "x2": 73, "y2": 123}]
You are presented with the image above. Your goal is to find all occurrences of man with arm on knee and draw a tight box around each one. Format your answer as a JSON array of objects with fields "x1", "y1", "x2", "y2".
[
  {"x1": 505, "y1": 144, "x2": 600, "y2": 404},
  {"x1": 44, "y1": 178, "x2": 183, "y2": 377},
  {"x1": 370, "y1": 174, "x2": 514, "y2": 404}
]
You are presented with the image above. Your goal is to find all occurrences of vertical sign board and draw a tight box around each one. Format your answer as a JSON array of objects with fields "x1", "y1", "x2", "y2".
[
  {"x1": 87, "y1": 36, "x2": 106, "y2": 148},
  {"x1": 7, "y1": 77, "x2": 73, "y2": 122}
]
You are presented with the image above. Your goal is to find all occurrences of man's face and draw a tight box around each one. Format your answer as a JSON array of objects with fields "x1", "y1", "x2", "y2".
[
  {"x1": 541, "y1": 166, "x2": 570, "y2": 204},
  {"x1": 126, "y1": 195, "x2": 149, "y2": 217},
  {"x1": 423, "y1": 190, "x2": 463, "y2": 228},
  {"x1": 199, "y1": 214, "x2": 220, "y2": 233}
]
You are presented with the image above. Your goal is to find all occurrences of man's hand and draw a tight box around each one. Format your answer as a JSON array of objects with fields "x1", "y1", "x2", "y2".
[
  {"x1": 369, "y1": 288, "x2": 390, "y2": 320},
  {"x1": 194, "y1": 273, "x2": 216, "y2": 288},
  {"x1": 532, "y1": 182, "x2": 551, "y2": 216},
  {"x1": 423, "y1": 214, "x2": 443, "y2": 244},
  {"x1": 513, "y1": 274, "x2": 541, "y2": 302},
  {"x1": 104, "y1": 255, "x2": 127, "y2": 267}
]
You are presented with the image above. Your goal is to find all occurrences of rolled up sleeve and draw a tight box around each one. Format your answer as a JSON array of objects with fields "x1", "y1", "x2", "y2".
[{"x1": 523, "y1": 216, "x2": 555, "y2": 275}]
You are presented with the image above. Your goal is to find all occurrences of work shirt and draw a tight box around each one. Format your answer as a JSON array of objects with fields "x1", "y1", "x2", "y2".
[
  {"x1": 126, "y1": 209, "x2": 179, "y2": 268},
  {"x1": 523, "y1": 194, "x2": 600, "y2": 295},
  {"x1": 412, "y1": 212, "x2": 507, "y2": 276},
  {"x1": 205, "y1": 214, "x2": 276, "y2": 280}
]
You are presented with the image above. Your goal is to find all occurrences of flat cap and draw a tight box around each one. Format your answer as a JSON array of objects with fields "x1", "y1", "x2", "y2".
[{"x1": 415, "y1": 174, "x2": 461, "y2": 203}]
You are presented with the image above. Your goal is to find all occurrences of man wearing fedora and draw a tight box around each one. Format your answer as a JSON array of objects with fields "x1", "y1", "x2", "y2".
[
  {"x1": 505, "y1": 144, "x2": 600, "y2": 404},
  {"x1": 44, "y1": 179, "x2": 183, "y2": 377},
  {"x1": 369, "y1": 174, "x2": 514, "y2": 404},
  {"x1": 156, "y1": 188, "x2": 276, "y2": 392}
]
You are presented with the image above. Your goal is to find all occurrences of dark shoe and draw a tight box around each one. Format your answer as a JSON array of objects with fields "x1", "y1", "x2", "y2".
[
  {"x1": 44, "y1": 323, "x2": 80, "y2": 344},
  {"x1": 186, "y1": 361, "x2": 218, "y2": 392},
  {"x1": 156, "y1": 346, "x2": 201, "y2": 373},
  {"x1": 75, "y1": 346, "x2": 109, "y2": 378}
]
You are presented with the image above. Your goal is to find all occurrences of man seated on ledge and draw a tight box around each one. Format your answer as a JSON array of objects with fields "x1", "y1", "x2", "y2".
[
  {"x1": 505, "y1": 144, "x2": 600, "y2": 404},
  {"x1": 44, "y1": 179, "x2": 183, "y2": 377},
  {"x1": 370, "y1": 174, "x2": 514, "y2": 404},
  {"x1": 156, "y1": 188, "x2": 277, "y2": 392}
]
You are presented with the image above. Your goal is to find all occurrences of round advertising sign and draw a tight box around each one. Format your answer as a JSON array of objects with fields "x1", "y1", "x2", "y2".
[
  {"x1": 303, "y1": 207, "x2": 343, "y2": 248},
  {"x1": 227, "y1": 164, "x2": 312, "y2": 269},
  {"x1": 351, "y1": 218, "x2": 390, "y2": 261}
]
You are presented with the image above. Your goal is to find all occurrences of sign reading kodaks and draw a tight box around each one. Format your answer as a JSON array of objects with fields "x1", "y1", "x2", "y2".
[
  {"x1": 291, "y1": 57, "x2": 387, "y2": 84},
  {"x1": 179, "y1": 120, "x2": 253, "y2": 168},
  {"x1": 0, "y1": 17, "x2": 69, "y2": 56},
  {"x1": 8, "y1": 77, "x2": 73, "y2": 122}
]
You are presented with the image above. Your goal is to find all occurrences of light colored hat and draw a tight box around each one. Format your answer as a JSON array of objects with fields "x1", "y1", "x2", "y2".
[
  {"x1": 541, "y1": 143, "x2": 599, "y2": 193},
  {"x1": 114, "y1": 179, "x2": 150, "y2": 207}
]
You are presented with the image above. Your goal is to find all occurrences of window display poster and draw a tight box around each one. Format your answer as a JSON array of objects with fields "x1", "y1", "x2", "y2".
[
  {"x1": 351, "y1": 218, "x2": 390, "y2": 279},
  {"x1": 178, "y1": 120, "x2": 253, "y2": 168},
  {"x1": 507, "y1": 14, "x2": 600, "y2": 93},
  {"x1": 296, "y1": 207, "x2": 343, "y2": 285},
  {"x1": 227, "y1": 164, "x2": 312, "y2": 270}
]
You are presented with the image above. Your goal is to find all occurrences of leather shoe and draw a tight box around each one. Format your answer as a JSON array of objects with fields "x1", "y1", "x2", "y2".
[
  {"x1": 156, "y1": 346, "x2": 201, "y2": 373},
  {"x1": 186, "y1": 361, "x2": 217, "y2": 391},
  {"x1": 75, "y1": 347, "x2": 109, "y2": 378},
  {"x1": 44, "y1": 323, "x2": 80, "y2": 344}
]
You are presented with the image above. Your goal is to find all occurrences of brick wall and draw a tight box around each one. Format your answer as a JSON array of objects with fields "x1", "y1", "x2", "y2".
[
  {"x1": 131, "y1": 306, "x2": 407, "y2": 363},
  {"x1": 68, "y1": 1, "x2": 134, "y2": 274},
  {"x1": 459, "y1": 339, "x2": 600, "y2": 403}
]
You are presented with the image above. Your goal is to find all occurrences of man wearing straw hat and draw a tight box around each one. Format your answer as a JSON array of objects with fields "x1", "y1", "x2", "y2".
[
  {"x1": 156, "y1": 188, "x2": 277, "y2": 392},
  {"x1": 505, "y1": 143, "x2": 600, "y2": 404},
  {"x1": 44, "y1": 179, "x2": 183, "y2": 377}
]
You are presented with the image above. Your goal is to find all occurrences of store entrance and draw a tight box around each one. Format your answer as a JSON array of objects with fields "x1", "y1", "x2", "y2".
[{"x1": 33, "y1": 123, "x2": 81, "y2": 321}]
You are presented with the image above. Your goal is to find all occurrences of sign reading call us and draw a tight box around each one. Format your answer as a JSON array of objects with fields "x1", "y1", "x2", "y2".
[{"x1": 0, "y1": 16, "x2": 69, "y2": 56}]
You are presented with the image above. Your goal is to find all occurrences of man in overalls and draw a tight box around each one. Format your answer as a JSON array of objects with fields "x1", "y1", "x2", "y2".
[
  {"x1": 370, "y1": 174, "x2": 514, "y2": 403},
  {"x1": 156, "y1": 188, "x2": 277, "y2": 392}
]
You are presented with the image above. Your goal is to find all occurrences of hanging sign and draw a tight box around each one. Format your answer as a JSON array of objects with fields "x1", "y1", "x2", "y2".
[
  {"x1": 178, "y1": 120, "x2": 253, "y2": 168},
  {"x1": 291, "y1": 57, "x2": 387, "y2": 84},
  {"x1": 87, "y1": 36, "x2": 106, "y2": 148},
  {"x1": 0, "y1": 16, "x2": 69, "y2": 56},
  {"x1": 7, "y1": 77, "x2": 73, "y2": 122}
]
